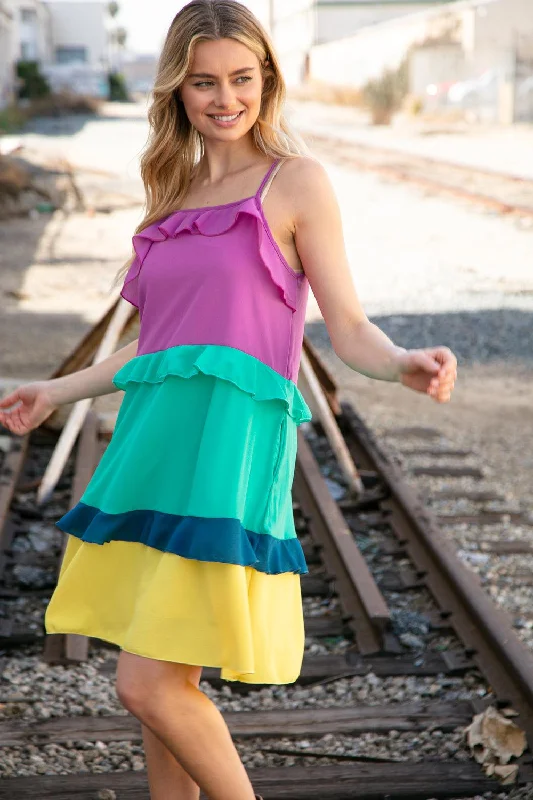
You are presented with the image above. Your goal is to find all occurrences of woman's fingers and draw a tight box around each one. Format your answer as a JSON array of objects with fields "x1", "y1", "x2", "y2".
[
  {"x1": 429, "y1": 374, "x2": 456, "y2": 402},
  {"x1": 425, "y1": 349, "x2": 457, "y2": 403},
  {"x1": 0, "y1": 390, "x2": 21, "y2": 411}
]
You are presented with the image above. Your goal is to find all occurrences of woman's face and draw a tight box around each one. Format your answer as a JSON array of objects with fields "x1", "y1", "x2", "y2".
[{"x1": 179, "y1": 38, "x2": 264, "y2": 141}]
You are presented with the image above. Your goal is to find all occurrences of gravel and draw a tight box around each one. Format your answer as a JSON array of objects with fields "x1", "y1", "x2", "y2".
[{"x1": 0, "y1": 644, "x2": 493, "y2": 779}]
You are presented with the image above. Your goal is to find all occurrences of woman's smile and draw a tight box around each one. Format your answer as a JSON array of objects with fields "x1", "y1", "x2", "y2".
[{"x1": 206, "y1": 110, "x2": 245, "y2": 127}]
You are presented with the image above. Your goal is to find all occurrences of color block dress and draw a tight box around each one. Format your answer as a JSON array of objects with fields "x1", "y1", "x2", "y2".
[{"x1": 44, "y1": 158, "x2": 312, "y2": 684}]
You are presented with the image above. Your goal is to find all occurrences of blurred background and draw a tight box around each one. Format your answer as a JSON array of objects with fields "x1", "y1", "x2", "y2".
[{"x1": 1, "y1": 0, "x2": 532, "y2": 122}]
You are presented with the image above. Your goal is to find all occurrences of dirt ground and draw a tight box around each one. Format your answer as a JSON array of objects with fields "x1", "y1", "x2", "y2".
[
  {"x1": 1, "y1": 106, "x2": 532, "y2": 513},
  {"x1": 308, "y1": 338, "x2": 533, "y2": 509}
]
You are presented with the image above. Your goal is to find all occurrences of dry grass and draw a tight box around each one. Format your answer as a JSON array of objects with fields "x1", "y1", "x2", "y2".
[
  {"x1": 0, "y1": 92, "x2": 103, "y2": 133},
  {"x1": 287, "y1": 80, "x2": 364, "y2": 107}
]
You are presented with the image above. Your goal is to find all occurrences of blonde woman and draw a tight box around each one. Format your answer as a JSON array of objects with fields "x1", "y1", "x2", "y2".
[{"x1": 0, "y1": 1, "x2": 457, "y2": 798}]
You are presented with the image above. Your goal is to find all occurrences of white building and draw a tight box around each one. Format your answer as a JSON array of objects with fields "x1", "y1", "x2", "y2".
[
  {"x1": 44, "y1": 0, "x2": 107, "y2": 66},
  {"x1": 0, "y1": 0, "x2": 109, "y2": 106},
  {"x1": 12, "y1": 0, "x2": 53, "y2": 62},
  {"x1": 315, "y1": 0, "x2": 452, "y2": 44},
  {"x1": 0, "y1": 0, "x2": 15, "y2": 107},
  {"x1": 308, "y1": 0, "x2": 533, "y2": 121}
]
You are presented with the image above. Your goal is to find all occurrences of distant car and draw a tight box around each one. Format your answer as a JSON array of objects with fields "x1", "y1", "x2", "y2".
[{"x1": 446, "y1": 70, "x2": 497, "y2": 106}]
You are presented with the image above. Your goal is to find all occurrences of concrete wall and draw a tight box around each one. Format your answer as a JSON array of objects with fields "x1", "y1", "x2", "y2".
[
  {"x1": 308, "y1": 0, "x2": 533, "y2": 121},
  {"x1": 307, "y1": 0, "x2": 512, "y2": 87},
  {"x1": 0, "y1": 0, "x2": 15, "y2": 107},
  {"x1": 271, "y1": 0, "x2": 316, "y2": 86},
  {"x1": 45, "y1": 0, "x2": 107, "y2": 66},
  {"x1": 315, "y1": 1, "x2": 447, "y2": 44},
  {"x1": 12, "y1": 0, "x2": 53, "y2": 62},
  {"x1": 410, "y1": 41, "x2": 465, "y2": 93},
  {"x1": 309, "y1": 0, "x2": 467, "y2": 86}
]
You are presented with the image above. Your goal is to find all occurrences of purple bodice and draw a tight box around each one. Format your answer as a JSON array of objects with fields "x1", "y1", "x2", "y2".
[{"x1": 120, "y1": 159, "x2": 309, "y2": 382}]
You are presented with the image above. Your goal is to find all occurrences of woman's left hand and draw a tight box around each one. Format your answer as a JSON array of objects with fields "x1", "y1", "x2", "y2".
[{"x1": 396, "y1": 347, "x2": 457, "y2": 403}]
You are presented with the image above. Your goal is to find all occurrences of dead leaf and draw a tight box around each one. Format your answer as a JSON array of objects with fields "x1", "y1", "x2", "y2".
[
  {"x1": 494, "y1": 764, "x2": 519, "y2": 784},
  {"x1": 464, "y1": 705, "x2": 526, "y2": 784}
]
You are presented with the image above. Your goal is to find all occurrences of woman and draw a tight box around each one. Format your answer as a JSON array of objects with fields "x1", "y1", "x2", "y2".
[{"x1": 0, "y1": 1, "x2": 457, "y2": 798}]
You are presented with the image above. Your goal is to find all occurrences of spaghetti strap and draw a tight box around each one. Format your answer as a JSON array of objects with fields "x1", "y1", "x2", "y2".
[{"x1": 256, "y1": 158, "x2": 282, "y2": 200}]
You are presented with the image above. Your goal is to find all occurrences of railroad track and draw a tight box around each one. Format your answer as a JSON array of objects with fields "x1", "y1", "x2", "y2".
[
  {"x1": 1, "y1": 306, "x2": 533, "y2": 798},
  {"x1": 304, "y1": 132, "x2": 533, "y2": 218}
]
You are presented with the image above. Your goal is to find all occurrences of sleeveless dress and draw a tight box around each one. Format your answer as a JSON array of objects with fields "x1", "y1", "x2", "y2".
[{"x1": 44, "y1": 158, "x2": 313, "y2": 684}]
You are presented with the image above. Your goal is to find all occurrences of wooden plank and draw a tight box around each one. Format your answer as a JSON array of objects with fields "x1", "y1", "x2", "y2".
[
  {"x1": 43, "y1": 411, "x2": 100, "y2": 664},
  {"x1": 378, "y1": 566, "x2": 426, "y2": 593},
  {"x1": 437, "y1": 512, "x2": 531, "y2": 526},
  {"x1": 399, "y1": 448, "x2": 474, "y2": 458},
  {"x1": 0, "y1": 701, "x2": 476, "y2": 747},
  {"x1": 302, "y1": 336, "x2": 340, "y2": 415},
  {"x1": 411, "y1": 466, "x2": 484, "y2": 478},
  {"x1": 300, "y1": 350, "x2": 364, "y2": 496},
  {"x1": 97, "y1": 651, "x2": 473, "y2": 685},
  {"x1": 37, "y1": 299, "x2": 132, "y2": 504},
  {"x1": 7, "y1": 617, "x2": 350, "y2": 651},
  {"x1": 48, "y1": 297, "x2": 137, "y2": 381},
  {"x1": 480, "y1": 540, "x2": 533, "y2": 555},
  {"x1": 421, "y1": 610, "x2": 454, "y2": 632},
  {"x1": 432, "y1": 490, "x2": 505, "y2": 502},
  {"x1": 0, "y1": 761, "x2": 508, "y2": 799},
  {"x1": 383, "y1": 426, "x2": 441, "y2": 439},
  {"x1": 304, "y1": 615, "x2": 345, "y2": 636},
  {"x1": 295, "y1": 432, "x2": 390, "y2": 655},
  {"x1": 0, "y1": 437, "x2": 29, "y2": 576},
  {"x1": 301, "y1": 575, "x2": 332, "y2": 597}
]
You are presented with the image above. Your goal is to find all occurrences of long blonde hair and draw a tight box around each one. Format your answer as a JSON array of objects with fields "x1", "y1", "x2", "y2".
[{"x1": 113, "y1": 0, "x2": 309, "y2": 289}]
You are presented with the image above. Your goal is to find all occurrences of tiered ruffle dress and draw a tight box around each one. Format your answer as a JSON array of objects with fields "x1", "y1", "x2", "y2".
[{"x1": 45, "y1": 158, "x2": 312, "y2": 684}]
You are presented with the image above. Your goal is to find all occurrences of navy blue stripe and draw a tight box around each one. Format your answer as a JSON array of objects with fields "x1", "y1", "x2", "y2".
[{"x1": 56, "y1": 502, "x2": 309, "y2": 575}]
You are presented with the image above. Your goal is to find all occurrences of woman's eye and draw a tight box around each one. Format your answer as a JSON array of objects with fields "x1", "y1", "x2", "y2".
[{"x1": 193, "y1": 76, "x2": 252, "y2": 88}]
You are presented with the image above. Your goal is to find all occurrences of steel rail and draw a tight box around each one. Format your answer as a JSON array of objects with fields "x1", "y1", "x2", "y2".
[
  {"x1": 340, "y1": 400, "x2": 533, "y2": 746},
  {"x1": 295, "y1": 431, "x2": 390, "y2": 655}
]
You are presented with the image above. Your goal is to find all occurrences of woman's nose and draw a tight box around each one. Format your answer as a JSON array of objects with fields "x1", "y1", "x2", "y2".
[{"x1": 214, "y1": 82, "x2": 236, "y2": 108}]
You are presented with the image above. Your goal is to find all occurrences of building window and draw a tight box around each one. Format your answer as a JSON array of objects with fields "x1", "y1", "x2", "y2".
[
  {"x1": 20, "y1": 9, "x2": 37, "y2": 23},
  {"x1": 20, "y1": 41, "x2": 37, "y2": 60},
  {"x1": 55, "y1": 46, "x2": 88, "y2": 64}
]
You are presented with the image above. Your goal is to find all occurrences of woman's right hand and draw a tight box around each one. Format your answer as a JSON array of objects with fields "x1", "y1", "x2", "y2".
[{"x1": 0, "y1": 382, "x2": 59, "y2": 436}]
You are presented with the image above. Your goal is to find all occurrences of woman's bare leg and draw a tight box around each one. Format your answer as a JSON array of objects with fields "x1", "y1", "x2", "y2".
[
  {"x1": 116, "y1": 651, "x2": 255, "y2": 800},
  {"x1": 142, "y1": 724, "x2": 200, "y2": 800},
  {"x1": 141, "y1": 664, "x2": 202, "y2": 800}
]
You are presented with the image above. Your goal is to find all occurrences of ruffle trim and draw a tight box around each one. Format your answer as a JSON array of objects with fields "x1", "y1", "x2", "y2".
[
  {"x1": 56, "y1": 502, "x2": 309, "y2": 575},
  {"x1": 112, "y1": 343, "x2": 312, "y2": 425},
  {"x1": 125, "y1": 196, "x2": 303, "y2": 312}
]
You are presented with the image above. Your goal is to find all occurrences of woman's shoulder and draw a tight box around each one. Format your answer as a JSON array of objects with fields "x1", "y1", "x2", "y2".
[
  {"x1": 277, "y1": 155, "x2": 335, "y2": 218},
  {"x1": 279, "y1": 155, "x2": 327, "y2": 186}
]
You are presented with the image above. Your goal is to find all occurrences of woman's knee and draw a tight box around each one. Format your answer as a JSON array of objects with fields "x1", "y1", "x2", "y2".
[{"x1": 115, "y1": 651, "x2": 201, "y2": 719}]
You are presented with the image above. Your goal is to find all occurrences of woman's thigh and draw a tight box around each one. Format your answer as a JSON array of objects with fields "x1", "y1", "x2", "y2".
[{"x1": 116, "y1": 650, "x2": 203, "y2": 713}]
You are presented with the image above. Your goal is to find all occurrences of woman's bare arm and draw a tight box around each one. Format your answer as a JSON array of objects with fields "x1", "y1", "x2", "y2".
[
  {"x1": 284, "y1": 157, "x2": 456, "y2": 402},
  {"x1": 0, "y1": 338, "x2": 139, "y2": 435},
  {"x1": 47, "y1": 337, "x2": 139, "y2": 406}
]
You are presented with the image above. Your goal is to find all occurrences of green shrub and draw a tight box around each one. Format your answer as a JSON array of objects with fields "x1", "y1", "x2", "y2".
[
  {"x1": 0, "y1": 105, "x2": 29, "y2": 133},
  {"x1": 362, "y1": 58, "x2": 409, "y2": 124},
  {"x1": 108, "y1": 71, "x2": 129, "y2": 102},
  {"x1": 16, "y1": 60, "x2": 50, "y2": 100}
]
